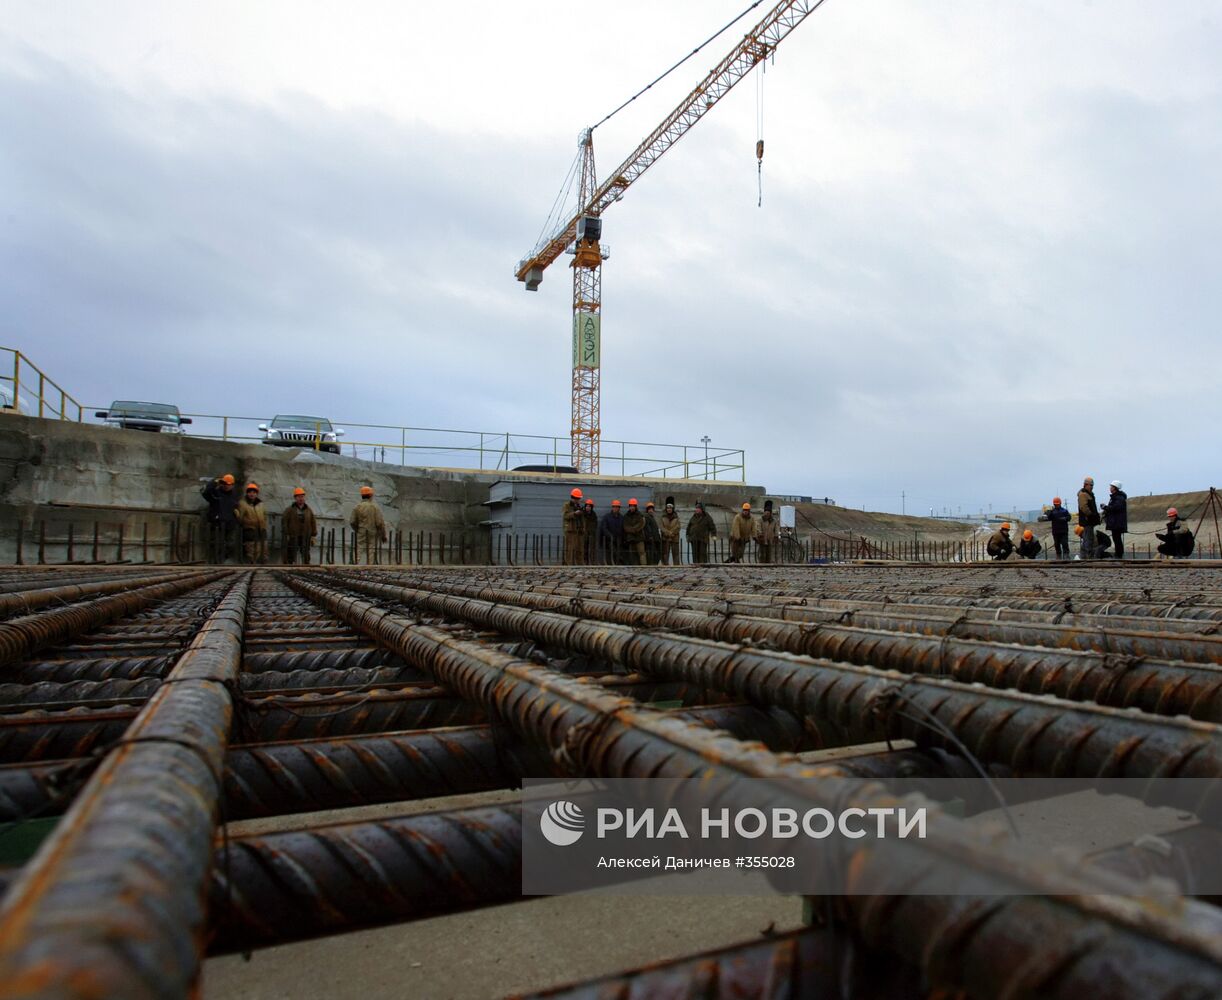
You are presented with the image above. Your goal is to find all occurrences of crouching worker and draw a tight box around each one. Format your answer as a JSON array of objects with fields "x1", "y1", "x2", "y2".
[
  {"x1": 1016, "y1": 529, "x2": 1041, "y2": 559},
  {"x1": 987, "y1": 522, "x2": 1015, "y2": 560},
  {"x1": 1156, "y1": 508, "x2": 1195, "y2": 560}
]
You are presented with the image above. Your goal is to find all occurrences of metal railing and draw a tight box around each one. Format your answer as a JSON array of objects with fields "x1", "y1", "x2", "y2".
[
  {"x1": 84, "y1": 409, "x2": 748, "y2": 481},
  {"x1": 0, "y1": 348, "x2": 85, "y2": 421}
]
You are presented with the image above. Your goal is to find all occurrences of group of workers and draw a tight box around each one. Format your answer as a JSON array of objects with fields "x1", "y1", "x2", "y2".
[
  {"x1": 561, "y1": 491, "x2": 781, "y2": 565},
  {"x1": 201, "y1": 475, "x2": 388, "y2": 564},
  {"x1": 987, "y1": 476, "x2": 1195, "y2": 561}
]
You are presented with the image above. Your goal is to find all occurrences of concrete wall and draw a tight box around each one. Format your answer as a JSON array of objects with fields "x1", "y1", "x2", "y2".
[{"x1": 0, "y1": 415, "x2": 764, "y2": 563}]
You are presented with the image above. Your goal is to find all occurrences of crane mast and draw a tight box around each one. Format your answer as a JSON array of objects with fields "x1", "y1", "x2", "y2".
[
  {"x1": 517, "y1": 0, "x2": 828, "y2": 473},
  {"x1": 571, "y1": 131, "x2": 602, "y2": 474}
]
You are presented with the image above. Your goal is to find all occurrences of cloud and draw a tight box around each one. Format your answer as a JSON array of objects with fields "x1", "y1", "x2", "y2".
[{"x1": 1, "y1": 2, "x2": 1219, "y2": 514}]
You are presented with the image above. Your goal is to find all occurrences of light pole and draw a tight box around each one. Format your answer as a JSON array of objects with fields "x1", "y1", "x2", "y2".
[{"x1": 700, "y1": 436, "x2": 711, "y2": 480}]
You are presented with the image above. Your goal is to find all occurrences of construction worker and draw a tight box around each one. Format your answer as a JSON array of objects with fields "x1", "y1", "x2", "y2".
[
  {"x1": 201, "y1": 473, "x2": 240, "y2": 563},
  {"x1": 659, "y1": 498, "x2": 682, "y2": 565},
  {"x1": 1016, "y1": 529, "x2": 1042, "y2": 560},
  {"x1": 1156, "y1": 508, "x2": 1195, "y2": 559},
  {"x1": 643, "y1": 501, "x2": 662, "y2": 565},
  {"x1": 729, "y1": 503, "x2": 754, "y2": 563},
  {"x1": 282, "y1": 487, "x2": 317, "y2": 564},
  {"x1": 1038, "y1": 497, "x2": 1072, "y2": 560},
  {"x1": 686, "y1": 501, "x2": 716, "y2": 564},
  {"x1": 234, "y1": 482, "x2": 267, "y2": 564},
  {"x1": 1102, "y1": 480, "x2": 1128, "y2": 559},
  {"x1": 599, "y1": 500, "x2": 626, "y2": 564},
  {"x1": 1077, "y1": 477, "x2": 1100, "y2": 559},
  {"x1": 986, "y1": 522, "x2": 1015, "y2": 560},
  {"x1": 622, "y1": 499, "x2": 647, "y2": 565},
  {"x1": 755, "y1": 500, "x2": 778, "y2": 563},
  {"x1": 583, "y1": 499, "x2": 599, "y2": 564},
  {"x1": 562, "y1": 488, "x2": 586, "y2": 565},
  {"x1": 350, "y1": 485, "x2": 387, "y2": 564}
]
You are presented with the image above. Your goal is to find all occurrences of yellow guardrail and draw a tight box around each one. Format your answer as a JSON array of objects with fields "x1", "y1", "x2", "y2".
[
  {"x1": 0, "y1": 348, "x2": 84, "y2": 420},
  {"x1": 85, "y1": 410, "x2": 747, "y2": 482}
]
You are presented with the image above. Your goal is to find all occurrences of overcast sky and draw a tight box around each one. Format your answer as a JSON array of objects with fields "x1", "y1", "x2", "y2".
[{"x1": 2, "y1": 1, "x2": 1218, "y2": 515}]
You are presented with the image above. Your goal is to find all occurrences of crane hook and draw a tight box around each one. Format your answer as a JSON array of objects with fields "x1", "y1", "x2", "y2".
[{"x1": 756, "y1": 139, "x2": 764, "y2": 207}]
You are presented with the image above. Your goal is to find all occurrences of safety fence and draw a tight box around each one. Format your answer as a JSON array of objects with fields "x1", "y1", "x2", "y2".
[
  {"x1": 12, "y1": 514, "x2": 1222, "y2": 566},
  {"x1": 80, "y1": 408, "x2": 747, "y2": 482},
  {"x1": 0, "y1": 348, "x2": 85, "y2": 421}
]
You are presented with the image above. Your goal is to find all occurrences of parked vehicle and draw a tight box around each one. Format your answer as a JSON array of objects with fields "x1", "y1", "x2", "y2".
[
  {"x1": 259, "y1": 414, "x2": 344, "y2": 454},
  {"x1": 0, "y1": 382, "x2": 32, "y2": 414},
  {"x1": 95, "y1": 400, "x2": 191, "y2": 433}
]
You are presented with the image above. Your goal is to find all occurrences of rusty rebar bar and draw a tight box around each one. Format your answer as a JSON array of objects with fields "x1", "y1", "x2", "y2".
[
  {"x1": 363, "y1": 571, "x2": 1222, "y2": 664},
  {"x1": 278, "y1": 571, "x2": 1222, "y2": 1000},
  {"x1": 0, "y1": 570, "x2": 230, "y2": 668},
  {"x1": 311, "y1": 574, "x2": 1222, "y2": 814},
  {"x1": 207, "y1": 804, "x2": 523, "y2": 954},
  {"x1": 0, "y1": 572, "x2": 250, "y2": 998},
  {"x1": 0, "y1": 571, "x2": 199, "y2": 620},
  {"x1": 513, "y1": 926, "x2": 925, "y2": 1000}
]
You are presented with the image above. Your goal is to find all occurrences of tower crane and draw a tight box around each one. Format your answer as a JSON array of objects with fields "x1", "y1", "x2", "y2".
[{"x1": 516, "y1": 0, "x2": 830, "y2": 474}]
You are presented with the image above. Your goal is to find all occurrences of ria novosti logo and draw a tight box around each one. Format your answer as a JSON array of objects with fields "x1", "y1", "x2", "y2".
[{"x1": 540, "y1": 800, "x2": 585, "y2": 846}]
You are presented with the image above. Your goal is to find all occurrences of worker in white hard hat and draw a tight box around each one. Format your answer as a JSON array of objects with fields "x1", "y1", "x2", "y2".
[{"x1": 1101, "y1": 480, "x2": 1128, "y2": 559}]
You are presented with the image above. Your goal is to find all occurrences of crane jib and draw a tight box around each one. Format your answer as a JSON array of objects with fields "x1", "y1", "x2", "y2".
[{"x1": 515, "y1": 0, "x2": 826, "y2": 286}]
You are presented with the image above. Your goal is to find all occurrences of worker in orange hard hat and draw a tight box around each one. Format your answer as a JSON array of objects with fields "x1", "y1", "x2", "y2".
[
  {"x1": 643, "y1": 501, "x2": 661, "y2": 565},
  {"x1": 562, "y1": 487, "x2": 587, "y2": 565},
  {"x1": 1016, "y1": 528, "x2": 1042, "y2": 560},
  {"x1": 200, "y1": 472, "x2": 241, "y2": 563},
  {"x1": 729, "y1": 502, "x2": 755, "y2": 563},
  {"x1": 622, "y1": 498, "x2": 647, "y2": 565},
  {"x1": 350, "y1": 485, "x2": 387, "y2": 564},
  {"x1": 582, "y1": 499, "x2": 599, "y2": 564},
  {"x1": 235, "y1": 482, "x2": 267, "y2": 564},
  {"x1": 1156, "y1": 508, "x2": 1194, "y2": 560},
  {"x1": 1038, "y1": 497, "x2": 1072, "y2": 559},
  {"x1": 599, "y1": 500, "x2": 626, "y2": 564},
  {"x1": 986, "y1": 522, "x2": 1015, "y2": 561},
  {"x1": 282, "y1": 487, "x2": 317, "y2": 565}
]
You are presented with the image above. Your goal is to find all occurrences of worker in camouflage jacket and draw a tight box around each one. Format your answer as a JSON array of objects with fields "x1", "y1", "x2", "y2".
[
  {"x1": 282, "y1": 487, "x2": 317, "y2": 564},
  {"x1": 686, "y1": 501, "x2": 717, "y2": 564},
  {"x1": 622, "y1": 499, "x2": 647, "y2": 565},
  {"x1": 235, "y1": 482, "x2": 268, "y2": 564},
  {"x1": 729, "y1": 503, "x2": 754, "y2": 563},
  {"x1": 986, "y1": 523, "x2": 1015, "y2": 561},
  {"x1": 350, "y1": 485, "x2": 387, "y2": 565},
  {"x1": 659, "y1": 498, "x2": 682, "y2": 565},
  {"x1": 754, "y1": 500, "x2": 779, "y2": 563},
  {"x1": 1077, "y1": 477, "x2": 1100, "y2": 558},
  {"x1": 562, "y1": 488, "x2": 587, "y2": 565}
]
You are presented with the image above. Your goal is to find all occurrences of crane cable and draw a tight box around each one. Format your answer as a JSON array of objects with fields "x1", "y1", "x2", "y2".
[
  {"x1": 589, "y1": 0, "x2": 767, "y2": 133},
  {"x1": 756, "y1": 55, "x2": 766, "y2": 207}
]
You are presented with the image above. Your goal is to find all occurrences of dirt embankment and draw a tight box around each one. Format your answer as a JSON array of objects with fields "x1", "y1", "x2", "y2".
[{"x1": 785, "y1": 502, "x2": 974, "y2": 544}]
